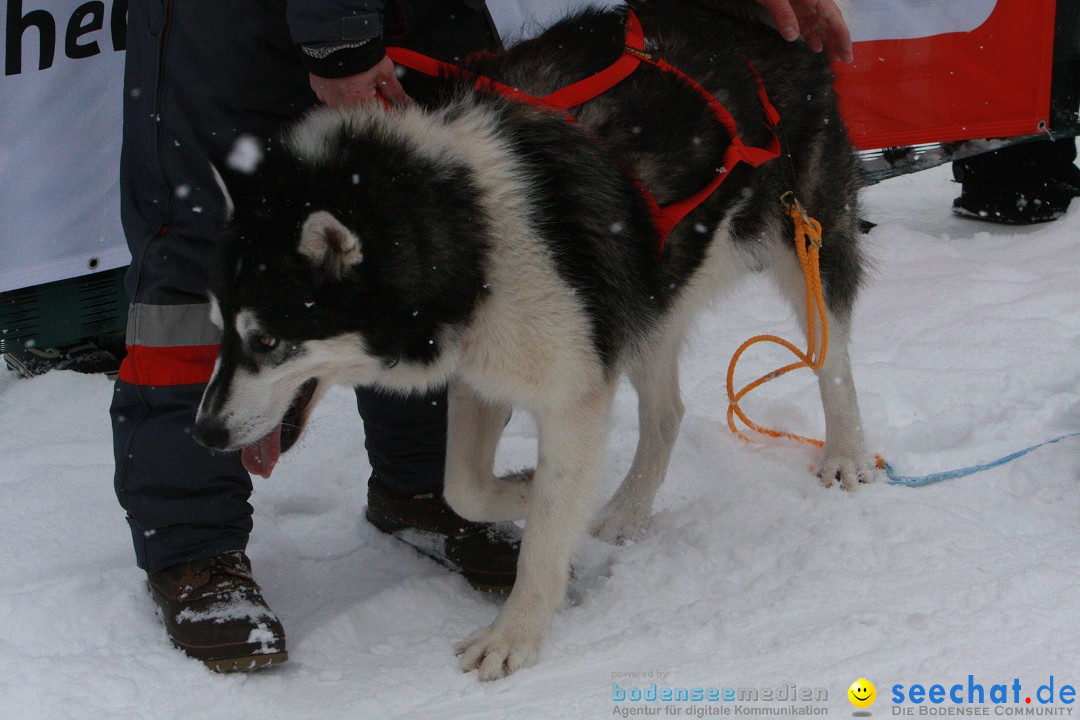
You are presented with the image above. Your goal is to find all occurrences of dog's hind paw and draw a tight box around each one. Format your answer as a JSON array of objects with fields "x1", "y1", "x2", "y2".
[
  {"x1": 456, "y1": 623, "x2": 542, "y2": 681},
  {"x1": 818, "y1": 454, "x2": 875, "y2": 491}
]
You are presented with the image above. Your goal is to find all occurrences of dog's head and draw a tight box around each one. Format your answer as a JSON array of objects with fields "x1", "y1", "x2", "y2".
[{"x1": 193, "y1": 108, "x2": 491, "y2": 477}]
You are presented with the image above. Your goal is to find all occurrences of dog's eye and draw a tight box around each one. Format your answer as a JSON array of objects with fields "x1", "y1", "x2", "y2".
[{"x1": 255, "y1": 335, "x2": 278, "y2": 350}]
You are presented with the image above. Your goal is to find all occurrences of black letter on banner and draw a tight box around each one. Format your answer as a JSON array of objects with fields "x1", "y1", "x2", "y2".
[
  {"x1": 66, "y1": 1, "x2": 104, "y2": 59},
  {"x1": 111, "y1": 0, "x2": 127, "y2": 51},
  {"x1": 5, "y1": 0, "x2": 57, "y2": 75}
]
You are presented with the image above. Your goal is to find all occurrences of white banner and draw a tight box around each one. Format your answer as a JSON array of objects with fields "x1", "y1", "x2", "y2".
[
  {"x1": 848, "y1": 0, "x2": 997, "y2": 41},
  {"x1": 0, "y1": 0, "x2": 128, "y2": 293},
  {"x1": 0, "y1": 0, "x2": 1001, "y2": 294},
  {"x1": 486, "y1": 0, "x2": 1000, "y2": 42}
]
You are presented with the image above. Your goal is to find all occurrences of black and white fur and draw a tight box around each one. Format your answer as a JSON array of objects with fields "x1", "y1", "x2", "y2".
[{"x1": 195, "y1": 0, "x2": 870, "y2": 680}]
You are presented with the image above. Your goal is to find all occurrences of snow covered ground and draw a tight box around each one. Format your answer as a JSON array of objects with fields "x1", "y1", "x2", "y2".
[{"x1": 2, "y1": 162, "x2": 1079, "y2": 719}]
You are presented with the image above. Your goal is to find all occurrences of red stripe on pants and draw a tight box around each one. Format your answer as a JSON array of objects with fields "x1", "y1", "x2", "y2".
[{"x1": 118, "y1": 344, "x2": 219, "y2": 386}]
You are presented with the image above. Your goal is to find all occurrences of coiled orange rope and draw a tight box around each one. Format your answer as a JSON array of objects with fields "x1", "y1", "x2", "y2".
[
  {"x1": 726, "y1": 198, "x2": 1064, "y2": 486},
  {"x1": 726, "y1": 193, "x2": 828, "y2": 449}
]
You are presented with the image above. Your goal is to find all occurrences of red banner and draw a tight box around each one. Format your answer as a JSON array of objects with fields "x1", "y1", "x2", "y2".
[{"x1": 834, "y1": 0, "x2": 1058, "y2": 150}]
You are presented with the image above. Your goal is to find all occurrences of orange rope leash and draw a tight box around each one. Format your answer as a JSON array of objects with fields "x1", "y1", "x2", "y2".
[{"x1": 726, "y1": 193, "x2": 828, "y2": 449}]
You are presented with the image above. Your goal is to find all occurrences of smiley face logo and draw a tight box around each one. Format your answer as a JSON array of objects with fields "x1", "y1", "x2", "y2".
[{"x1": 848, "y1": 678, "x2": 876, "y2": 708}]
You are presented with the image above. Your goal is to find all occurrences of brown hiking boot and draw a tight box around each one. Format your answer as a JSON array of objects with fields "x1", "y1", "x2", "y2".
[
  {"x1": 147, "y1": 552, "x2": 287, "y2": 672},
  {"x1": 365, "y1": 477, "x2": 520, "y2": 593}
]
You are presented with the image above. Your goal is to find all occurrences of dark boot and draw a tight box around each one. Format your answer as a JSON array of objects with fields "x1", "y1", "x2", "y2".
[
  {"x1": 952, "y1": 179, "x2": 1075, "y2": 225},
  {"x1": 365, "y1": 477, "x2": 521, "y2": 593},
  {"x1": 952, "y1": 139, "x2": 1079, "y2": 225},
  {"x1": 147, "y1": 552, "x2": 287, "y2": 672}
]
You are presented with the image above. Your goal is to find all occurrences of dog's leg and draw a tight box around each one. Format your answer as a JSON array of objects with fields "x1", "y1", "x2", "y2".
[
  {"x1": 769, "y1": 240, "x2": 871, "y2": 490},
  {"x1": 813, "y1": 317, "x2": 871, "y2": 489},
  {"x1": 590, "y1": 327, "x2": 686, "y2": 544},
  {"x1": 457, "y1": 380, "x2": 616, "y2": 680},
  {"x1": 444, "y1": 380, "x2": 530, "y2": 522}
]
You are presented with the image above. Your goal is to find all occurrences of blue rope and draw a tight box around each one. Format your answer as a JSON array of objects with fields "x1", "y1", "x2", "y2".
[{"x1": 883, "y1": 431, "x2": 1080, "y2": 488}]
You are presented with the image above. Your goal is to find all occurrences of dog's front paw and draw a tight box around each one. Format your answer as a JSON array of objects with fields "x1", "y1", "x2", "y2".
[
  {"x1": 589, "y1": 495, "x2": 650, "y2": 545},
  {"x1": 445, "y1": 468, "x2": 533, "y2": 523},
  {"x1": 818, "y1": 453, "x2": 875, "y2": 491},
  {"x1": 456, "y1": 622, "x2": 542, "y2": 681}
]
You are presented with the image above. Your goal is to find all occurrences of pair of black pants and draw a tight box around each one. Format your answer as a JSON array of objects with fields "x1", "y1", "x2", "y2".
[{"x1": 113, "y1": 0, "x2": 499, "y2": 572}]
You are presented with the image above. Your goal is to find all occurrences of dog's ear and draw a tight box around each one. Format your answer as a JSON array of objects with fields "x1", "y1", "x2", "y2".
[{"x1": 298, "y1": 210, "x2": 363, "y2": 281}]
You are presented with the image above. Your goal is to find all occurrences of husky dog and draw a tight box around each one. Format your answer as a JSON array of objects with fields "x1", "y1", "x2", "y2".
[{"x1": 195, "y1": 0, "x2": 870, "y2": 679}]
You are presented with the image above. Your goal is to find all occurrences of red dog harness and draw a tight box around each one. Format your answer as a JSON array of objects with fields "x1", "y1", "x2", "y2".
[{"x1": 386, "y1": 10, "x2": 782, "y2": 251}]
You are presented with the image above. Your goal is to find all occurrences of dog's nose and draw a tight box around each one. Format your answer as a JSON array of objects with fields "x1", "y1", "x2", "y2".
[{"x1": 193, "y1": 418, "x2": 230, "y2": 450}]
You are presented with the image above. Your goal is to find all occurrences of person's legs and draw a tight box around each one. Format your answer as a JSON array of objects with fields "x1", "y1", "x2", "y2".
[
  {"x1": 114, "y1": 0, "x2": 314, "y2": 669},
  {"x1": 357, "y1": 1, "x2": 520, "y2": 593},
  {"x1": 357, "y1": 0, "x2": 503, "y2": 495},
  {"x1": 356, "y1": 388, "x2": 448, "y2": 493}
]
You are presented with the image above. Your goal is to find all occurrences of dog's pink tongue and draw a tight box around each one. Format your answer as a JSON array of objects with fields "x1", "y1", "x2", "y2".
[{"x1": 241, "y1": 425, "x2": 282, "y2": 479}]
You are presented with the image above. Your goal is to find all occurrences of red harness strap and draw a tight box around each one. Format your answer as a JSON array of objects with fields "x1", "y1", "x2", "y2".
[
  {"x1": 634, "y1": 52, "x2": 782, "y2": 240},
  {"x1": 385, "y1": 10, "x2": 781, "y2": 251}
]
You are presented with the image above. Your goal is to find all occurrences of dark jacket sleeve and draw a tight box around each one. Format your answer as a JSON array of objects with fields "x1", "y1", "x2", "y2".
[{"x1": 286, "y1": 0, "x2": 387, "y2": 78}]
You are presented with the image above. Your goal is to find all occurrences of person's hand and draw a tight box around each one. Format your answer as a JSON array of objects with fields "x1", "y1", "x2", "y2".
[
  {"x1": 756, "y1": 0, "x2": 853, "y2": 63},
  {"x1": 308, "y1": 55, "x2": 412, "y2": 109}
]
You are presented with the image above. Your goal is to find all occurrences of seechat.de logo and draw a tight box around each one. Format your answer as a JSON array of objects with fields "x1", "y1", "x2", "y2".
[{"x1": 849, "y1": 678, "x2": 877, "y2": 710}]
